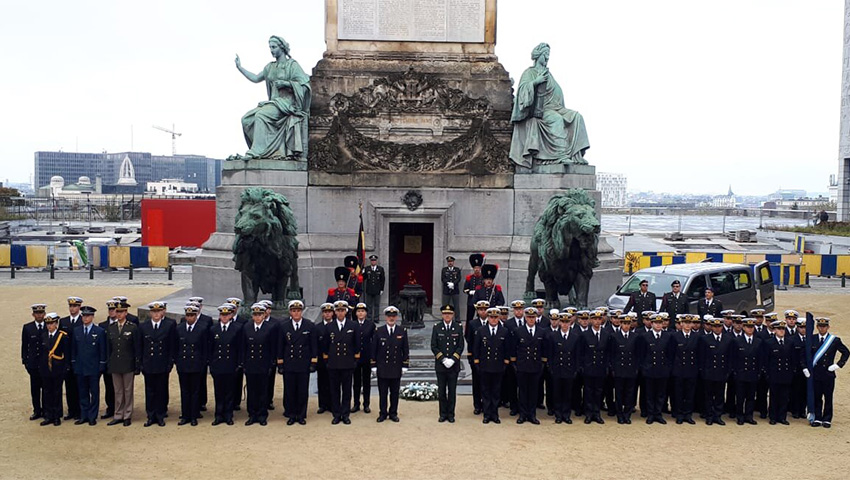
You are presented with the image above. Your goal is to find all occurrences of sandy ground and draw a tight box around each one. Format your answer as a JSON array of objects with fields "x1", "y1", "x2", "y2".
[{"x1": 1, "y1": 282, "x2": 850, "y2": 479}]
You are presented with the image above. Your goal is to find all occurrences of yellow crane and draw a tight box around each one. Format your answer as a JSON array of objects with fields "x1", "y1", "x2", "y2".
[{"x1": 152, "y1": 124, "x2": 182, "y2": 156}]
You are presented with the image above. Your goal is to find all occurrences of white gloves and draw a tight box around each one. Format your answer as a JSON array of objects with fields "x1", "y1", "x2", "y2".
[
  {"x1": 447, "y1": 282, "x2": 454, "y2": 289},
  {"x1": 828, "y1": 364, "x2": 840, "y2": 372},
  {"x1": 442, "y1": 358, "x2": 455, "y2": 369},
  {"x1": 402, "y1": 367, "x2": 409, "y2": 375},
  {"x1": 371, "y1": 367, "x2": 377, "y2": 374},
  {"x1": 803, "y1": 368, "x2": 811, "y2": 378}
]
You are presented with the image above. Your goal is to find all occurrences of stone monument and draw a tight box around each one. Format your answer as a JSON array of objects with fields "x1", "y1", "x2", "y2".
[{"x1": 192, "y1": 0, "x2": 620, "y2": 320}]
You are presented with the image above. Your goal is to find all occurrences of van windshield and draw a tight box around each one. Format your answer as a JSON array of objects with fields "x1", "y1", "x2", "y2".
[{"x1": 619, "y1": 273, "x2": 689, "y2": 297}]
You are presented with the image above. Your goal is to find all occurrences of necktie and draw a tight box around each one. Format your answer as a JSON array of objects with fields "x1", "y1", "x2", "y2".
[
  {"x1": 528, "y1": 328, "x2": 533, "y2": 336},
  {"x1": 596, "y1": 332, "x2": 600, "y2": 342},
  {"x1": 491, "y1": 327, "x2": 496, "y2": 336},
  {"x1": 715, "y1": 335, "x2": 720, "y2": 342},
  {"x1": 685, "y1": 334, "x2": 689, "y2": 339},
  {"x1": 779, "y1": 339, "x2": 783, "y2": 346},
  {"x1": 50, "y1": 333, "x2": 54, "y2": 340},
  {"x1": 154, "y1": 323, "x2": 158, "y2": 331},
  {"x1": 624, "y1": 333, "x2": 628, "y2": 340},
  {"x1": 85, "y1": 326, "x2": 90, "y2": 337},
  {"x1": 294, "y1": 323, "x2": 299, "y2": 331},
  {"x1": 748, "y1": 338, "x2": 751, "y2": 345},
  {"x1": 256, "y1": 325, "x2": 260, "y2": 332},
  {"x1": 390, "y1": 327, "x2": 394, "y2": 336},
  {"x1": 188, "y1": 325, "x2": 192, "y2": 333},
  {"x1": 655, "y1": 333, "x2": 660, "y2": 340},
  {"x1": 563, "y1": 333, "x2": 568, "y2": 340},
  {"x1": 38, "y1": 324, "x2": 42, "y2": 332},
  {"x1": 223, "y1": 324, "x2": 227, "y2": 333}
]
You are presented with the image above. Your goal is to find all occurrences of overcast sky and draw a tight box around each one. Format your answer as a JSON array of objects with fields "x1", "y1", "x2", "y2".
[{"x1": 0, "y1": 0, "x2": 843, "y2": 195}]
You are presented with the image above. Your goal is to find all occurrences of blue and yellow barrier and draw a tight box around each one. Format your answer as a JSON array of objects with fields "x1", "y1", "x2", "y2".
[{"x1": 0, "y1": 245, "x2": 49, "y2": 268}]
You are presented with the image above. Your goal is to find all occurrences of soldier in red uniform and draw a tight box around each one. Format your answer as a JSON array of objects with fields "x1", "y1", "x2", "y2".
[
  {"x1": 327, "y1": 266, "x2": 358, "y2": 310},
  {"x1": 344, "y1": 255, "x2": 364, "y2": 303},
  {"x1": 462, "y1": 253, "x2": 486, "y2": 323}
]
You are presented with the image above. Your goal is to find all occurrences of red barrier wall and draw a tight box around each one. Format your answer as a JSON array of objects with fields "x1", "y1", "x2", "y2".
[{"x1": 141, "y1": 199, "x2": 216, "y2": 248}]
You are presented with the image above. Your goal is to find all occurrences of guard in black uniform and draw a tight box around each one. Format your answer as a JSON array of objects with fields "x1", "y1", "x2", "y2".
[
  {"x1": 327, "y1": 266, "x2": 358, "y2": 307},
  {"x1": 466, "y1": 300, "x2": 489, "y2": 415},
  {"x1": 431, "y1": 304, "x2": 464, "y2": 423},
  {"x1": 639, "y1": 314, "x2": 674, "y2": 424},
  {"x1": 697, "y1": 287, "x2": 724, "y2": 320},
  {"x1": 803, "y1": 317, "x2": 850, "y2": 428},
  {"x1": 609, "y1": 313, "x2": 640, "y2": 424},
  {"x1": 324, "y1": 300, "x2": 361, "y2": 424},
  {"x1": 765, "y1": 319, "x2": 794, "y2": 425},
  {"x1": 441, "y1": 256, "x2": 462, "y2": 313},
  {"x1": 98, "y1": 300, "x2": 119, "y2": 420},
  {"x1": 671, "y1": 314, "x2": 701, "y2": 424},
  {"x1": 352, "y1": 302, "x2": 375, "y2": 414},
  {"x1": 139, "y1": 301, "x2": 176, "y2": 427},
  {"x1": 59, "y1": 296, "x2": 84, "y2": 421},
  {"x1": 209, "y1": 303, "x2": 242, "y2": 426},
  {"x1": 473, "y1": 307, "x2": 509, "y2": 424},
  {"x1": 371, "y1": 306, "x2": 409, "y2": 422},
  {"x1": 277, "y1": 300, "x2": 317, "y2": 425},
  {"x1": 581, "y1": 310, "x2": 611, "y2": 424},
  {"x1": 40, "y1": 313, "x2": 70, "y2": 426},
  {"x1": 315, "y1": 303, "x2": 335, "y2": 414},
  {"x1": 243, "y1": 304, "x2": 276, "y2": 426},
  {"x1": 175, "y1": 304, "x2": 208, "y2": 426},
  {"x1": 547, "y1": 310, "x2": 582, "y2": 424},
  {"x1": 624, "y1": 279, "x2": 656, "y2": 315},
  {"x1": 660, "y1": 280, "x2": 688, "y2": 319},
  {"x1": 732, "y1": 318, "x2": 763, "y2": 425},
  {"x1": 512, "y1": 307, "x2": 547, "y2": 424},
  {"x1": 22, "y1": 303, "x2": 47, "y2": 421},
  {"x1": 502, "y1": 300, "x2": 526, "y2": 415},
  {"x1": 700, "y1": 316, "x2": 733, "y2": 425},
  {"x1": 362, "y1": 255, "x2": 385, "y2": 323},
  {"x1": 789, "y1": 318, "x2": 808, "y2": 418},
  {"x1": 462, "y1": 253, "x2": 485, "y2": 323},
  {"x1": 188, "y1": 296, "x2": 212, "y2": 414}
]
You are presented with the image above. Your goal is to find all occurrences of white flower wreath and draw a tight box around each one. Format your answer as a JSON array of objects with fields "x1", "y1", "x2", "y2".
[{"x1": 400, "y1": 382, "x2": 438, "y2": 402}]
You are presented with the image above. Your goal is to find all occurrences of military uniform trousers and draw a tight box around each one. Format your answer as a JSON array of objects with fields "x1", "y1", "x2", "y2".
[
  {"x1": 377, "y1": 376, "x2": 401, "y2": 417},
  {"x1": 538, "y1": 364, "x2": 552, "y2": 411},
  {"x1": 101, "y1": 371, "x2": 115, "y2": 416},
  {"x1": 735, "y1": 378, "x2": 758, "y2": 421},
  {"x1": 441, "y1": 293, "x2": 459, "y2": 314},
  {"x1": 365, "y1": 293, "x2": 381, "y2": 323},
  {"x1": 584, "y1": 375, "x2": 606, "y2": 419},
  {"x1": 245, "y1": 372, "x2": 270, "y2": 422},
  {"x1": 329, "y1": 368, "x2": 354, "y2": 421},
  {"x1": 143, "y1": 372, "x2": 169, "y2": 422},
  {"x1": 353, "y1": 362, "x2": 371, "y2": 409},
  {"x1": 26, "y1": 368, "x2": 44, "y2": 417},
  {"x1": 673, "y1": 376, "x2": 697, "y2": 420},
  {"x1": 790, "y1": 371, "x2": 807, "y2": 417},
  {"x1": 234, "y1": 367, "x2": 244, "y2": 409},
  {"x1": 755, "y1": 372, "x2": 769, "y2": 418},
  {"x1": 64, "y1": 369, "x2": 80, "y2": 419},
  {"x1": 501, "y1": 363, "x2": 518, "y2": 412},
  {"x1": 614, "y1": 376, "x2": 637, "y2": 420},
  {"x1": 212, "y1": 373, "x2": 237, "y2": 422},
  {"x1": 572, "y1": 371, "x2": 585, "y2": 416},
  {"x1": 644, "y1": 376, "x2": 668, "y2": 418},
  {"x1": 178, "y1": 372, "x2": 203, "y2": 421},
  {"x1": 479, "y1": 371, "x2": 503, "y2": 421},
  {"x1": 200, "y1": 365, "x2": 209, "y2": 410},
  {"x1": 76, "y1": 373, "x2": 100, "y2": 422},
  {"x1": 111, "y1": 372, "x2": 135, "y2": 420},
  {"x1": 552, "y1": 376, "x2": 575, "y2": 421},
  {"x1": 316, "y1": 360, "x2": 331, "y2": 411},
  {"x1": 283, "y1": 371, "x2": 310, "y2": 421},
  {"x1": 436, "y1": 370, "x2": 459, "y2": 420},
  {"x1": 813, "y1": 376, "x2": 836, "y2": 422},
  {"x1": 724, "y1": 370, "x2": 737, "y2": 417},
  {"x1": 267, "y1": 368, "x2": 277, "y2": 411},
  {"x1": 468, "y1": 357, "x2": 482, "y2": 411},
  {"x1": 516, "y1": 370, "x2": 542, "y2": 421},
  {"x1": 704, "y1": 379, "x2": 727, "y2": 421},
  {"x1": 43, "y1": 375, "x2": 65, "y2": 422},
  {"x1": 769, "y1": 380, "x2": 791, "y2": 423}
]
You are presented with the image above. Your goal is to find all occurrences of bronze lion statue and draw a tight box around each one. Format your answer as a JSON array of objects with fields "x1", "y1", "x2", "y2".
[
  {"x1": 525, "y1": 190, "x2": 600, "y2": 309},
  {"x1": 232, "y1": 187, "x2": 301, "y2": 311}
]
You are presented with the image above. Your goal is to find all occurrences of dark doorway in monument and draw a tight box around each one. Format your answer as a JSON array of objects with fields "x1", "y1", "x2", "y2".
[{"x1": 388, "y1": 222, "x2": 434, "y2": 307}]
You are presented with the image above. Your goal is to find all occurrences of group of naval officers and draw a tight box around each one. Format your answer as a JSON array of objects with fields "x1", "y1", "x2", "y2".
[{"x1": 21, "y1": 254, "x2": 849, "y2": 429}]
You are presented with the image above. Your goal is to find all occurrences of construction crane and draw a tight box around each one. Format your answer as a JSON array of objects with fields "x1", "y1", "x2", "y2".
[{"x1": 152, "y1": 124, "x2": 182, "y2": 156}]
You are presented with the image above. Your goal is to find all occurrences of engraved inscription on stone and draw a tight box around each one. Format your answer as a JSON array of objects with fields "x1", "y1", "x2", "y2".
[{"x1": 338, "y1": 0, "x2": 485, "y2": 43}]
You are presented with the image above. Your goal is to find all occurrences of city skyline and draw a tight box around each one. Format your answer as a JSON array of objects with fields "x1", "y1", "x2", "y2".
[{"x1": 0, "y1": 0, "x2": 842, "y2": 195}]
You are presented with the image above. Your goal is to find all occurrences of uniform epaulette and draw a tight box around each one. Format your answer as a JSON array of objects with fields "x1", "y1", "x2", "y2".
[
  {"x1": 466, "y1": 274, "x2": 473, "y2": 281},
  {"x1": 495, "y1": 285, "x2": 502, "y2": 291}
]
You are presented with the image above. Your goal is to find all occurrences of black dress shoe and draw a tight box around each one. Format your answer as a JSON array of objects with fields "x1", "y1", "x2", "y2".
[
  {"x1": 64, "y1": 415, "x2": 75, "y2": 421},
  {"x1": 342, "y1": 418, "x2": 351, "y2": 425},
  {"x1": 737, "y1": 419, "x2": 745, "y2": 425},
  {"x1": 351, "y1": 405, "x2": 360, "y2": 413},
  {"x1": 565, "y1": 418, "x2": 573, "y2": 424},
  {"x1": 706, "y1": 419, "x2": 713, "y2": 425},
  {"x1": 317, "y1": 408, "x2": 327, "y2": 414},
  {"x1": 287, "y1": 418, "x2": 296, "y2": 425},
  {"x1": 439, "y1": 416, "x2": 447, "y2": 423},
  {"x1": 482, "y1": 418, "x2": 490, "y2": 424},
  {"x1": 746, "y1": 419, "x2": 758, "y2": 425},
  {"x1": 101, "y1": 413, "x2": 113, "y2": 419},
  {"x1": 655, "y1": 416, "x2": 666, "y2": 425},
  {"x1": 714, "y1": 418, "x2": 725, "y2": 426},
  {"x1": 298, "y1": 419, "x2": 306, "y2": 425},
  {"x1": 492, "y1": 418, "x2": 500, "y2": 424},
  {"x1": 226, "y1": 419, "x2": 234, "y2": 425},
  {"x1": 377, "y1": 415, "x2": 386, "y2": 423},
  {"x1": 40, "y1": 419, "x2": 52, "y2": 426},
  {"x1": 123, "y1": 419, "x2": 132, "y2": 427},
  {"x1": 245, "y1": 419, "x2": 255, "y2": 426},
  {"x1": 584, "y1": 417, "x2": 592, "y2": 424},
  {"x1": 363, "y1": 406, "x2": 371, "y2": 414},
  {"x1": 556, "y1": 418, "x2": 564, "y2": 424},
  {"x1": 144, "y1": 420, "x2": 155, "y2": 427},
  {"x1": 676, "y1": 418, "x2": 683, "y2": 425},
  {"x1": 259, "y1": 420, "x2": 267, "y2": 426},
  {"x1": 474, "y1": 409, "x2": 482, "y2": 415},
  {"x1": 769, "y1": 420, "x2": 777, "y2": 425},
  {"x1": 191, "y1": 420, "x2": 198, "y2": 426},
  {"x1": 779, "y1": 420, "x2": 789, "y2": 425},
  {"x1": 89, "y1": 420, "x2": 97, "y2": 426},
  {"x1": 517, "y1": 417, "x2": 525, "y2": 424},
  {"x1": 332, "y1": 418, "x2": 340, "y2": 425},
  {"x1": 75, "y1": 419, "x2": 87, "y2": 425},
  {"x1": 447, "y1": 417, "x2": 455, "y2": 423},
  {"x1": 624, "y1": 417, "x2": 631, "y2": 424},
  {"x1": 179, "y1": 419, "x2": 190, "y2": 426},
  {"x1": 30, "y1": 413, "x2": 42, "y2": 421},
  {"x1": 107, "y1": 419, "x2": 123, "y2": 426},
  {"x1": 54, "y1": 419, "x2": 61, "y2": 426},
  {"x1": 685, "y1": 417, "x2": 695, "y2": 425},
  {"x1": 157, "y1": 419, "x2": 165, "y2": 427},
  {"x1": 212, "y1": 419, "x2": 222, "y2": 426},
  {"x1": 594, "y1": 416, "x2": 605, "y2": 424},
  {"x1": 823, "y1": 422, "x2": 832, "y2": 428},
  {"x1": 646, "y1": 417, "x2": 654, "y2": 425},
  {"x1": 529, "y1": 418, "x2": 540, "y2": 425}
]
